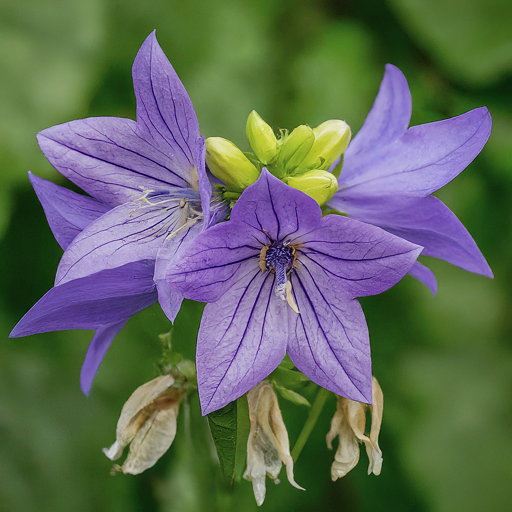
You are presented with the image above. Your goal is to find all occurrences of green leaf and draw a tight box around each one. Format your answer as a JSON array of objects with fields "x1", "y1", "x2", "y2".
[
  {"x1": 234, "y1": 395, "x2": 250, "y2": 482},
  {"x1": 207, "y1": 396, "x2": 251, "y2": 483}
]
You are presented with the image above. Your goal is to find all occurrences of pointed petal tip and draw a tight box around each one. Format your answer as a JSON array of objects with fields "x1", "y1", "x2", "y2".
[
  {"x1": 9, "y1": 324, "x2": 22, "y2": 339},
  {"x1": 142, "y1": 30, "x2": 158, "y2": 46},
  {"x1": 384, "y1": 63, "x2": 404, "y2": 77},
  {"x1": 80, "y1": 368, "x2": 92, "y2": 396},
  {"x1": 9, "y1": 317, "x2": 37, "y2": 338}
]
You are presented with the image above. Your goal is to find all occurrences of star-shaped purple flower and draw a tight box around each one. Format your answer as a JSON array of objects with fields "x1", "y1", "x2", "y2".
[
  {"x1": 166, "y1": 169, "x2": 422, "y2": 414},
  {"x1": 329, "y1": 64, "x2": 493, "y2": 294},
  {"x1": 10, "y1": 32, "x2": 216, "y2": 394}
]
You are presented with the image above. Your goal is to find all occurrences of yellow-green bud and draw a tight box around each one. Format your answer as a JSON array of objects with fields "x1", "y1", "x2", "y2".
[
  {"x1": 278, "y1": 125, "x2": 315, "y2": 173},
  {"x1": 287, "y1": 169, "x2": 338, "y2": 205},
  {"x1": 246, "y1": 110, "x2": 278, "y2": 165},
  {"x1": 299, "y1": 120, "x2": 351, "y2": 171},
  {"x1": 205, "y1": 137, "x2": 260, "y2": 192}
]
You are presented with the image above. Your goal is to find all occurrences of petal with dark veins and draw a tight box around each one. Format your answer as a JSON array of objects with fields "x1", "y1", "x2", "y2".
[
  {"x1": 287, "y1": 267, "x2": 372, "y2": 403},
  {"x1": 55, "y1": 190, "x2": 196, "y2": 285},
  {"x1": 197, "y1": 270, "x2": 288, "y2": 415}
]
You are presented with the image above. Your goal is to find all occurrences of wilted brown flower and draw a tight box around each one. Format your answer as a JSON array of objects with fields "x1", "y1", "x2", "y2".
[
  {"x1": 243, "y1": 380, "x2": 304, "y2": 506},
  {"x1": 103, "y1": 374, "x2": 180, "y2": 475},
  {"x1": 326, "y1": 376, "x2": 383, "y2": 480}
]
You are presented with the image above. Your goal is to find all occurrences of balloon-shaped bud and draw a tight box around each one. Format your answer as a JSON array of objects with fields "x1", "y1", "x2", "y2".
[
  {"x1": 299, "y1": 120, "x2": 351, "y2": 171},
  {"x1": 287, "y1": 169, "x2": 338, "y2": 205},
  {"x1": 246, "y1": 110, "x2": 278, "y2": 165},
  {"x1": 205, "y1": 137, "x2": 260, "y2": 192},
  {"x1": 278, "y1": 125, "x2": 315, "y2": 173}
]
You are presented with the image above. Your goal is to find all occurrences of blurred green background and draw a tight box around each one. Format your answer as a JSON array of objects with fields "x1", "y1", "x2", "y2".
[{"x1": 1, "y1": 0, "x2": 512, "y2": 511}]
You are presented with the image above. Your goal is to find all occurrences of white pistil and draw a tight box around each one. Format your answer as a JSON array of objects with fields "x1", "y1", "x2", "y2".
[{"x1": 285, "y1": 281, "x2": 299, "y2": 314}]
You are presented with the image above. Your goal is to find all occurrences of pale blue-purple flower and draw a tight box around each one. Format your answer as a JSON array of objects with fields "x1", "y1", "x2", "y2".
[
  {"x1": 166, "y1": 169, "x2": 422, "y2": 414},
  {"x1": 329, "y1": 64, "x2": 492, "y2": 294},
  {"x1": 10, "y1": 32, "x2": 216, "y2": 394}
]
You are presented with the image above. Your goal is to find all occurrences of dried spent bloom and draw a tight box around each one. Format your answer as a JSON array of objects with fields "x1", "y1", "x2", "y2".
[
  {"x1": 329, "y1": 64, "x2": 493, "y2": 294},
  {"x1": 103, "y1": 375, "x2": 180, "y2": 475},
  {"x1": 244, "y1": 381, "x2": 304, "y2": 506},
  {"x1": 166, "y1": 169, "x2": 422, "y2": 414},
  {"x1": 326, "y1": 376, "x2": 383, "y2": 480},
  {"x1": 10, "y1": 32, "x2": 218, "y2": 394}
]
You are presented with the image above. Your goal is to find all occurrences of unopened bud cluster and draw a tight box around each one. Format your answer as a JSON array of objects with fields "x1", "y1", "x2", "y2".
[{"x1": 206, "y1": 111, "x2": 351, "y2": 206}]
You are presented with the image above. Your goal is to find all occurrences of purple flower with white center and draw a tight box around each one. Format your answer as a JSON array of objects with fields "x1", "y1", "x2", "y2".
[
  {"x1": 329, "y1": 64, "x2": 493, "y2": 294},
  {"x1": 10, "y1": 32, "x2": 217, "y2": 394},
  {"x1": 166, "y1": 169, "x2": 422, "y2": 414}
]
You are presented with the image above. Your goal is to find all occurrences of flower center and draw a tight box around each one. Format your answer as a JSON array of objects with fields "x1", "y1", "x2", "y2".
[
  {"x1": 260, "y1": 242, "x2": 299, "y2": 313},
  {"x1": 265, "y1": 243, "x2": 295, "y2": 288}
]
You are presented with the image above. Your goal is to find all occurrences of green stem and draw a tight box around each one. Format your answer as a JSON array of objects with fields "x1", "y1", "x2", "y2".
[{"x1": 291, "y1": 387, "x2": 330, "y2": 462}]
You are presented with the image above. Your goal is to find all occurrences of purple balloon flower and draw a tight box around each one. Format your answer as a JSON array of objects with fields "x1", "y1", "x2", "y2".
[
  {"x1": 329, "y1": 64, "x2": 493, "y2": 294},
  {"x1": 166, "y1": 169, "x2": 422, "y2": 414},
  {"x1": 11, "y1": 32, "x2": 215, "y2": 394}
]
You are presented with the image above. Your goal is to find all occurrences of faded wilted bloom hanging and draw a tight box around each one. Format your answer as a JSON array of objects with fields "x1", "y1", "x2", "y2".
[
  {"x1": 103, "y1": 375, "x2": 181, "y2": 475},
  {"x1": 244, "y1": 381, "x2": 304, "y2": 506},
  {"x1": 326, "y1": 376, "x2": 383, "y2": 480}
]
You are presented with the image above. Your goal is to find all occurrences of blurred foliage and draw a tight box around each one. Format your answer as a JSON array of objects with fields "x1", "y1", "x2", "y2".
[{"x1": 1, "y1": 0, "x2": 512, "y2": 511}]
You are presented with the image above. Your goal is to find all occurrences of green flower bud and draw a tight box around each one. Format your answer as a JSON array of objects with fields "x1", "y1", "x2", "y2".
[
  {"x1": 287, "y1": 169, "x2": 338, "y2": 205},
  {"x1": 246, "y1": 110, "x2": 278, "y2": 165},
  {"x1": 278, "y1": 125, "x2": 315, "y2": 173},
  {"x1": 299, "y1": 120, "x2": 351, "y2": 171},
  {"x1": 205, "y1": 137, "x2": 260, "y2": 192}
]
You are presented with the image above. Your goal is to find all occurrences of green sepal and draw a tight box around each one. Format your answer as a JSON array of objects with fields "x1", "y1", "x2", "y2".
[
  {"x1": 176, "y1": 359, "x2": 196, "y2": 381},
  {"x1": 207, "y1": 396, "x2": 251, "y2": 484},
  {"x1": 157, "y1": 330, "x2": 183, "y2": 372},
  {"x1": 243, "y1": 152, "x2": 264, "y2": 171},
  {"x1": 275, "y1": 385, "x2": 311, "y2": 407},
  {"x1": 320, "y1": 205, "x2": 348, "y2": 217}
]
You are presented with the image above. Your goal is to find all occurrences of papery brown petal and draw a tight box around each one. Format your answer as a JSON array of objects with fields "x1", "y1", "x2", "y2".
[
  {"x1": 103, "y1": 375, "x2": 175, "y2": 461},
  {"x1": 121, "y1": 402, "x2": 179, "y2": 475}
]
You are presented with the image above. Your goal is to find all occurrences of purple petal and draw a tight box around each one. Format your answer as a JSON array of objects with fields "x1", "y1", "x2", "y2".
[
  {"x1": 196, "y1": 271, "x2": 288, "y2": 415},
  {"x1": 340, "y1": 107, "x2": 491, "y2": 196},
  {"x1": 297, "y1": 214, "x2": 422, "y2": 299},
  {"x1": 28, "y1": 172, "x2": 110, "y2": 250},
  {"x1": 195, "y1": 136, "x2": 212, "y2": 225},
  {"x1": 154, "y1": 221, "x2": 206, "y2": 322},
  {"x1": 133, "y1": 31, "x2": 201, "y2": 186},
  {"x1": 287, "y1": 269, "x2": 372, "y2": 403},
  {"x1": 166, "y1": 220, "x2": 265, "y2": 303},
  {"x1": 37, "y1": 117, "x2": 193, "y2": 207},
  {"x1": 36, "y1": 32, "x2": 207, "y2": 208},
  {"x1": 231, "y1": 169, "x2": 322, "y2": 242},
  {"x1": 55, "y1": 190, "x2": 196, "y2": 285},
  {"x1": 332, "y1": 194, "x2": 492, "y2": 279},
  {"x1": 10, "y1": 260, "x2": 157, "y2": 337},
  {"x1": 409, "y1": 261, "x2": 437, "y2": 295},
  {"x1": 345, "y1": 64, "x2": 412, "y2": 166},
  {"x1": 81, "y1": 319, "x2": 128, "y2": 395}
]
